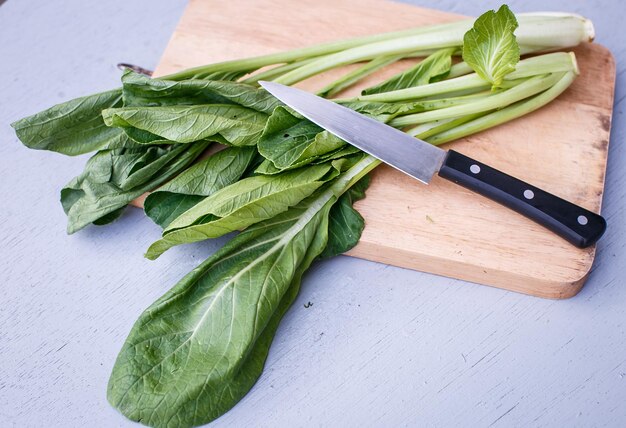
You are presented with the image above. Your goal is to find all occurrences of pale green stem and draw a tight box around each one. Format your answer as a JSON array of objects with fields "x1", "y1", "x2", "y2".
[
  {"x1": 427, "y1": 71, "x2": 577, "y2": 145},
  {"x1": 158, "y1": 13, "x2": 590, "y2": 83},
  {"x1": 163, "y1": 20, "x2": 474, "y2": 81},
  {"x1": 507, "y1": 52, "x2": 579, "y2": 78},
  {"x1": 240, "y1": 57, "x2": 319, "y2": 84},
  {"x1": 274, "y1": 16, "x2": 590, "y2": 86},
  {"x1": 389, "y1": 72, "x2": 564, "y2": 127},
  {"x1": 412, "y1": 112, "x2": 489, "y2": 139},
  {"x1": 330, "y1": 155, "x2": 381, "y2": 197},
  {"x1": 274, "y1": 31, "x2": 464, "y2": 85},
  {"x1": 350, "y1": 73, "x2": 489, "y2": 103},
  {"x1": 447, "y1": 62, "x2": 474, "y2": 78},
  {"x1": 407, "y1": 111, "x2": 485, "y2": 138},
  {"x1": 318, "y1": 54, "x2": 405, "y2": 97},
  {"x1": 407, "y1": 118, "x2": 455, "y2": 137},
  {"x1": 351, "y1": 52, "x2": 576, "y2": 103}
]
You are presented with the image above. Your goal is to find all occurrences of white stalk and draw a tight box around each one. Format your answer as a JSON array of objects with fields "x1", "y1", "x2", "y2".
[
  {"x1": 352, "y1": 52, "x2": 577, "y2": 103},
  {"x1": 390, "y1": 72, "x2": 565, "y2": 127},
  {"x1": 274, "y1": 14, "x2": 593, "y2": 85}
]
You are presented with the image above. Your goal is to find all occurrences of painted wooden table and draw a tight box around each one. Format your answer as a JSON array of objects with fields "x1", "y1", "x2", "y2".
[{"x1": 1, "y1": 0, "x2": 624, "y2": 426}]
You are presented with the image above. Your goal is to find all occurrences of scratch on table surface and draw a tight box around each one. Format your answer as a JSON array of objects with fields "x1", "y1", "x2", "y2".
[
  {"x1": 531, "y1": 368, "x2": 603, "y2": 424},
  {"x1": 489, "y1": 403, "x2": 519, "y2": 427},
  {"x1": 435, "y1": 344, "x2": 509, "y2": 395},
  {"x1": 552, "y1": 337, "x2": 575, "y2": 355}
]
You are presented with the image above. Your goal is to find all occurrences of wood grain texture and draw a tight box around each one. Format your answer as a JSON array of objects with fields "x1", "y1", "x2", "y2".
[{"x1": 151, "y1": 0, "x2": 616, "y2": 298}]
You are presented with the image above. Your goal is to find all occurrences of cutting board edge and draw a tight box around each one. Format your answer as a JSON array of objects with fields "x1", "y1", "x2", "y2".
[
  {"x1": 346, "y1": 242, "x2": 592, "y2": 299},
  {"x1": 595, "y1": 42, "x2": 616, "y2": 210}
]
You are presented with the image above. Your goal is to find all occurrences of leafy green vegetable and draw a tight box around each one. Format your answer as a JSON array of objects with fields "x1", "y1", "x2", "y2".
[
  {"x1": 108, "y1": 155, "x2": 378, "y2": 427},
  {"x1": 340, "y1": 99, "x2": 449, "y2": 122},
  {"x1": 361, "y1": 48, "x2": 455, "y2": 95},
  {"x1": 11, "y1": 89, "x2": 126, "y2": 156},
  {"x1": 320, "y1": 174, "x2": 370, "y2": 258},
  {"x1": 253, "y1": 144, "x2": 362, "y2": 175},
  {"x1": 462, "y1": 5, "x2": 520, "y2": 88},
  {"x1": 310, "y1": 145, "x2": 363, "y2": 164},
  {"x1": 258, "y1": 106, "x2": 345, "y2": 169},
  {"x1": 144, "y1": 193, "x2": 205, "y2": 230},
  {"x1": 62, "y1": 142, "x2": 209, "y2": 233},
  {"x1": 144, "y1": 147, "x2": 257, "y2": 228},
  {"x1": 109, "y1": 197, "x2": 333, "y2": 427},
  {"x1": 102, "y1": 104, "x2": 268, "y2": 146},
  {"x1": 122, "y1": 70, "x2": 281, "y2": 114},
  {"x1": 145, "y1": 161, "x2": 347, "y2": 259}
]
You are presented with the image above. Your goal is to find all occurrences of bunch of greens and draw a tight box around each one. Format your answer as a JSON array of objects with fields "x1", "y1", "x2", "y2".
[{"x1": 12, "y1": 6, "x2": 591, "y2": 427}]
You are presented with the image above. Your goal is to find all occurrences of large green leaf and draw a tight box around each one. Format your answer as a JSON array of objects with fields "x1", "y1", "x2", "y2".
[
  {"x1": 144, "y1": 147, "x2": 257, "y2": 228},
  {"x1": 122, "y1": 71, "x2": 281, "y2": 114},
  {"x1": 61, "y1": 142, "x2": 209, "y2": 234},
  {"x1": 11, "y1": 88, "x2": 126, "y2": 156},
  {"x1": 109, "y1": 199, "x2": 333, "y2": 427},
  {"x1": 361, "y1": 48, "x2": 455, "y2": 95},
  {"x1": 254, "y1": 144, "x2": 362, "y2": 176},
  {"x1": 462, "y1": 5, "x2": 520, "y2": 88},
  {"x1": 257, "y1": 106, "x2": 345, "y2": 169},
  {"x1": 102, "y1": 104, "x2": 268, "y2": 146},
  {"x1": 145, "y1": 162, "x2": 342, "y2": 259}
]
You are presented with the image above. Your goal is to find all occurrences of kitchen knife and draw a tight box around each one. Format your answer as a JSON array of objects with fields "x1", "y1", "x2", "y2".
[{"x1": 259, "y1": 81, "x2": 606, "y2": 248}]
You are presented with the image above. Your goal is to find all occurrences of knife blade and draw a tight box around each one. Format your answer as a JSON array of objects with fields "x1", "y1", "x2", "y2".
[{"x1": 259, "y1": 81, "x2": 606, "y2": 248}]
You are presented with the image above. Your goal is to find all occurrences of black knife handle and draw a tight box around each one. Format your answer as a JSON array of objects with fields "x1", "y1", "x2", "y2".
[{"x1": 438, "y1": 150, "x2": 606, "y2": 248}]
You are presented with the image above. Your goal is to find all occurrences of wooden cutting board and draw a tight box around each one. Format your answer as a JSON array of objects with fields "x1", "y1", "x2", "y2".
[{"x1": 149, "y1": 0, "x2": 616, "y2": 298}]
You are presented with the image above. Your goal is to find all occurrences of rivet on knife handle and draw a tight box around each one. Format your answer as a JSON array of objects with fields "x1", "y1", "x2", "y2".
[{"x1": 438, "y1": 150, "x2": 606, "y2": 248}]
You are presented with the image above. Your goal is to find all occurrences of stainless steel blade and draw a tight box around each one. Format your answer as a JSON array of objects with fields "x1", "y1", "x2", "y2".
[{"x1": 260, "y1": 81, "x2": 447, "y2": 184}]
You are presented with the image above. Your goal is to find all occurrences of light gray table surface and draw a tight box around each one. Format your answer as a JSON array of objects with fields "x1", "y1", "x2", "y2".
[{"x1": 1, "y1": 0, "x2": 624, "y2": 426}]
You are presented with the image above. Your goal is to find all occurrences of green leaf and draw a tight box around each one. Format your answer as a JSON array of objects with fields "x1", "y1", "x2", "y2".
[
  {"x1": 361, "y1": 48, "x2": 455, "y2": 95},
  {"x1": 172, "y1": 69, "x2": 252, "y2": 82},
  {"x1": 254, "y1": 144, "x2": 364, "y2": 176},
  {"x1": 462, "y1": 5, "x2": 520, "y2": 88},
  {"x1": 253, "y1": 158, "x2": 288, "y2": 175},
  {"x1": 122, "y1": 70, "x2": 281, "y2": 114},
  {"x1": 144, "y1": 194, "x2": 205, "y2": 230},
  {"x1": 320, "y1": 174, "x2": 371, "y2": 258},
  {"x1": 61, "y1": 142, "x2": 209, "y2": 234},
  {"x1": 144, "y1": 147, "x2": 257, "y2": 228},
  {"x1": 109, "y1": 191, "x2": 334, "y2": 427},
  {"x1": 102, "y1": 104, "x2": 268, "y2": 146},
  {"x1": 145, "y1": 162, "x2": 341, "y2": 259},
  {"x1": 258, "y1": 106, "x2": 345, "y2": 169},
  {"x1": 11, "y1": 88, "x2": 126, "y2": 156},
  {"x1": 339, "y1": 100, "x2": 433, "y2": 123},
  {"x1": 311, "y1": 145, "x2": 362, "y2": 163}
]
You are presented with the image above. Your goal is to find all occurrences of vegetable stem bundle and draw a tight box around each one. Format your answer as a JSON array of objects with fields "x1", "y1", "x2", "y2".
[{"x1": 11, "y1": 6, "x2": 591, "y2": 427}]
